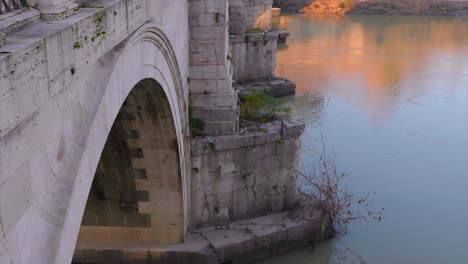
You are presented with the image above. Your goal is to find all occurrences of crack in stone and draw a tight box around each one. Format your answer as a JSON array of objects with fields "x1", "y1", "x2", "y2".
[{"x1": 191, "y1": 231, "x2": 218, "y2": 257}]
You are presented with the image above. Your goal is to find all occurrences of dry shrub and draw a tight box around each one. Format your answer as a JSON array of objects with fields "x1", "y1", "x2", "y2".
[{"x1": 296, "y1": 137, "x2": 384, "y2": 234}]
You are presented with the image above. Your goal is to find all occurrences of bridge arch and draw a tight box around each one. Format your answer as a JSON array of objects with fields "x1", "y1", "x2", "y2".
[
  {"x1": 76, "y1": 78, "x2": 184, "y2": 242},
  {"x1": 53, "y1": 24, "x2": 190, "y2": 264}
]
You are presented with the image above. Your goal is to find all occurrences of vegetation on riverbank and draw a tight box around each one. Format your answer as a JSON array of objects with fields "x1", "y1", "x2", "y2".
[
  {"x1": 239, "y1": 90, "x2": 291, "y2": 124},
  {"x1": 298, "y1": 0, "x2": 468, "y2": 16}
]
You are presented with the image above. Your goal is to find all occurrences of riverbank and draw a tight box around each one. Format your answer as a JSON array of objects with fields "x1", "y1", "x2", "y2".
[
  {"x1": 278, "y1": 0, "x2": 468, "y2": 16},
  {"x1": 348, "y1": 0, "x2": 468, "y2": 16}
]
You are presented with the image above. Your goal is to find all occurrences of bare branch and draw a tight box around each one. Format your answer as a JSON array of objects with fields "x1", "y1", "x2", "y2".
[{"x1": 293, "y1": 136, "x2": 384, "y2": 234}]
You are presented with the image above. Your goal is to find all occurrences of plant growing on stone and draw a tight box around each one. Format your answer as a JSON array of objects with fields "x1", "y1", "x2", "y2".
[
  {"x1": 246, "y1": 28, "x2": 266, "y2": 34},
  {"x1": 294, "y1": 137, "x2": 383, "y2": 234},
  {"x1": 240, "y1": 90, "x2": 291, "y2": 123},
  {"x1": 189, "y1": 107, "x2": 206, "y2": 137}
]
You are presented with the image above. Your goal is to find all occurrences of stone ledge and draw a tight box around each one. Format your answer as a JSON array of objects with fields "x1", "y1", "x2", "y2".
[
  {"x1": 73, "y1": 211, "x2": 331, "y2": 264},
  {"x1": 0, "y1": 0, "x2": 133, "y2": 58},
  {"x1": 278, "y1": 30, "x2": 290, "y2": 43},
  {"x1": 192, "y1": 211, "x2": 328, "y2": 262},
  {"x1": 236, "y1": 77, "x2": 296, "y2": 98},
  {"x1": 229, "y1": 30, "x2": 280, "y2": 44},
  {"x1": 191, "y1": 119, "x2": 305, "y2": 156},
  {"x1": 0, "y1": 8, "x2": 40, "y2": 35}
]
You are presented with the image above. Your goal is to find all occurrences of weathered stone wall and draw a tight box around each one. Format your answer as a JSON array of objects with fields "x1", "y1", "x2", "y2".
[
  {"x1": 190, "y1": 121, "x2": 304, "y2": 228},
  {"x1": 229, "y1": 0, "x2": 273, "y2": 34},
  {"x1": 189, "y1": 0, "x2": 239, "y2": 136},
  {"x1": 228, "y1": 0, "x2": 279, "y2": 82},
  {"x1": 230, "y1": 32, "x2": 278, "y2": 82},
  {"x1": 0, "y1": 1, "x2": 191, "y2": 263},
  {"x1": 229, "y1": 0, "x2": 248, "y2": 35}
]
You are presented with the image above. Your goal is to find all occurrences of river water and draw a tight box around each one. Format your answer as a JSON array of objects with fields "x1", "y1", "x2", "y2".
[{"x1": 261, "y1": 15, "x2": 468, "y2": 264}]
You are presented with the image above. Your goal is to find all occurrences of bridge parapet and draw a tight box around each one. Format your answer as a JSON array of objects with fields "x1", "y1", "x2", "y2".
[
  {"x1": 0, "y1": 1, "x2": 153, "y2": 137},
  {"x1": 0, "y1": 0, "x2": 78, "y2": 20},
  {"x1": 0, "y1": 1, "x2": 40, "y2": 46},
  {"x1": 0, "y1": 0, "x2": 28, "y2": 15},
  {"x1": 0, "y1": 0, "x2": 82, "y2": 48}
]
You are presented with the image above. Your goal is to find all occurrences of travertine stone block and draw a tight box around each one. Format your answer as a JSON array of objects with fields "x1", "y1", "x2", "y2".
[
  {"x1": 230, "y1": 32, "x2": 278, "y2": 82},
  {"x1": 190, "y1": 120, "x2": 305, "y2": 227},
  {"x1": 189, "y1": 0, "x2": 239, "y2": 136}
]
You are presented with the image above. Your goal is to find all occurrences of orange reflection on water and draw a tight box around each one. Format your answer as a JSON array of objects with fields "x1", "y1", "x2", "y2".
[{"x1": 275, "y1": 15, "x2": 468, "y2": 122}]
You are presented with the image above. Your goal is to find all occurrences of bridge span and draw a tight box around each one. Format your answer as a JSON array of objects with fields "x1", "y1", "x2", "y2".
[{"x1": 0, "y1": 1, "x2": 329, "y2": 263}]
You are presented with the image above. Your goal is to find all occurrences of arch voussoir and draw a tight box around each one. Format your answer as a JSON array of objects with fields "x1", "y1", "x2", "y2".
[{"x1": 54, "y1": 24, "x2": 189, "y2": 264}]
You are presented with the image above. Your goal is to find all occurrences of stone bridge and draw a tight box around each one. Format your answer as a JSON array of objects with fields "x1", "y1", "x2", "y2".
[{"x1": 0, "y1": 1, "x2": 327, "y2": 263}]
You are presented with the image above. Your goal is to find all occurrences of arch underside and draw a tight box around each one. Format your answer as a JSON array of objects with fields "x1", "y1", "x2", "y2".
[
  {"x1": 76, "y1": 79, "x2": 184, "y2": 245},
  {"x1": 52, "y1": 24, "x2": 190, "y2": 264}
]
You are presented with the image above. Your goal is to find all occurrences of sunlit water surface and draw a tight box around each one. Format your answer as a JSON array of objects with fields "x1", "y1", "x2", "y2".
[{"x1": 260, "y1": 15, "x2": 468, "y2": 264}]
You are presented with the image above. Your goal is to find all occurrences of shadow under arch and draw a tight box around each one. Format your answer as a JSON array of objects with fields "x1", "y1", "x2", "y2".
[
  {"x1": 51, "y1": 23, "x2": 191, "y2": 264},
  {"x1": 72, "y1": 78, "x2": 184, "y2": 261},
  {"x1": 73, "y1": 79, "x2": 185, "y2": 263}
]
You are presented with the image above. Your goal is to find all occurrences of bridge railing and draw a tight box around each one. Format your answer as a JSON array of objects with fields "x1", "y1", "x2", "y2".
[{"x1": 0, "y1": 0, "x2": 28, "y2": 15}]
